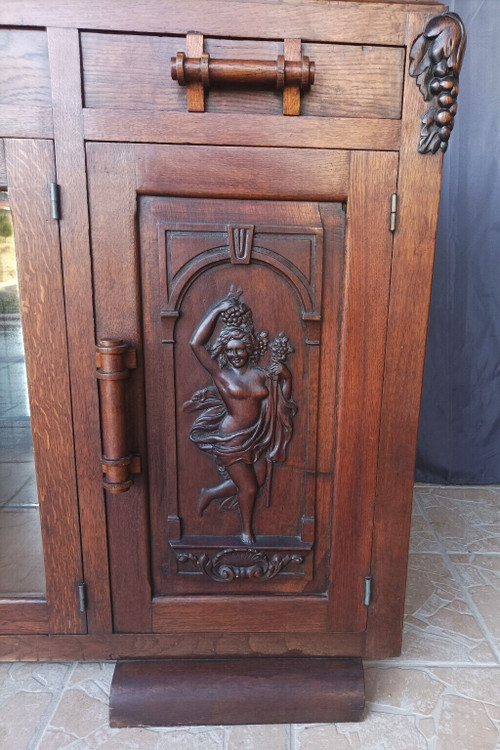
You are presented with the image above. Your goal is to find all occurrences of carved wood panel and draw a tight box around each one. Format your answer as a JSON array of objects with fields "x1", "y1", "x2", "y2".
[{"x1": 139, "y1": 198, "x2": 343, "y2": 595}]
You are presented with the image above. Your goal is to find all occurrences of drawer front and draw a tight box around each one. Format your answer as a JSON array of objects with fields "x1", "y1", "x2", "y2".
[{"x1": 81, "y1": 33, "x2": 405, "y2": 120}]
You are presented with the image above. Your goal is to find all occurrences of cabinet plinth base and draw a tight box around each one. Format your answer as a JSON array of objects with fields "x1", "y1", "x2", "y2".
[{"x1": 109, "y1": 657, "x2": 365, "y2": 727}]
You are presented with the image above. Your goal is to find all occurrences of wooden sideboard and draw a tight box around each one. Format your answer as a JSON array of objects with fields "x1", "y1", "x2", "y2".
[{"x1": 0, "y1": 0, "x2": 465, "y2": 724}]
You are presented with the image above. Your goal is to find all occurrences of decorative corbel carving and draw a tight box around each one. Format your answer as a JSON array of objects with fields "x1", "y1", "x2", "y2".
[{"x1": 409, "y1": 12, "x2": 466, "y2": 154}]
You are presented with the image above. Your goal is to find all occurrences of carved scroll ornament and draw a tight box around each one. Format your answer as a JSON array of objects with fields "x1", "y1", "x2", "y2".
[
  {"x1": 183, "y1": 287, "x2": 297, "y2": 546},
  {"x1": 409, "y1": 12, "x2": 466, "y2": 154},
  {"x1": 177, "y1": 548, "x2": 304, "y2": 581}
]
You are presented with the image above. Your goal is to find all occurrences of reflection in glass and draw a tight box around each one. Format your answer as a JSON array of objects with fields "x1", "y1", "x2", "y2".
[{"x1": 0, "y1": 191, "x2": 46, "y2": 596}]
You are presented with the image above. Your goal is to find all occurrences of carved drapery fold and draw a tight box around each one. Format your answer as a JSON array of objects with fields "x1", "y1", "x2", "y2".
[{"x1": 409, "y1": 12, "x2": 466, "y2": 154}]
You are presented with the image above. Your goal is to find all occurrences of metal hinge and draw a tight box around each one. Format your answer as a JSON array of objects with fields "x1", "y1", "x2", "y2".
[
  {"x1": 77, "y1": 581, "x2": 88, "y2": 613},
  {"x1": 50, "y1": 182, "x2": 61, "y2": 220},
  {"x1": 389, "y1": 193, "x2": 398, "y2": 233},
  {"x1": 363, "y1": 576, "x2": 373, "y2": 607}
]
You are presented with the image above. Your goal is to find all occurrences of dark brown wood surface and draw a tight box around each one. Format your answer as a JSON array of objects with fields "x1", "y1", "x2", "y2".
[
  {"x1": 366, "y1": 11, "x2": 445, "y2": 656},
  {"x1": 0, "y1": 1, "x2": 444, "y2": 42},
  {"x1": 0, "y1": 631, "x2": 365, "y2": 661},
  {"x1": 82, "y1": 33, "x2": 403, "y2": 120},
  {"x1": 47, "y1": 27, "x2": 113, "y2": 634},
  {"x1": 0, "y1": 0, "x2": 449, "y2": 672},
  {"x1": 0, "y1": 601, "x2": 48, "y2": 635},
  {"x1": 5, "y1": 139, "x2": 85, "y2": 634},
  {"x1": 110, "y1": 658, "x2": 365, "y2": 726},
  {"x1": 328, "y1": 150, "x2": 398, "y2": 632}
]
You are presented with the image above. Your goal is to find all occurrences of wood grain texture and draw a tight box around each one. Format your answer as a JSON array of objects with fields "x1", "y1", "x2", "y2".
[
  {"x1": 86, "y1": 143, "x2": 152, "y2": 634},
  {"x1": 152, "y1": 597, "x2": 328, "y2": 633},
  {"x1": 185, "y1": 32, "x2": 205, "y2": 113},
  {"x1": 47, "y1": 27, "x2": 112, "y2": 635},
  {"x1": 82, "y1": 34, "x2": 403, "y2": 120},
  {"x1": 139, "y1": 197, "x2": 338, "y2": 599},
  {"x1": 283, "y1": 37, "x2": 302, "y2": 116},
  {"x1": 130, "y1": 143, "x2": 350, "y2": 200},
  {"x1": 0, "y1": 105, "x2": 53, "y2": 139},
  {"x1": 0, "y1": 30, "x2": 51, "y2": 107},
  {"x1": 328, "y1": 150, "x2": 398, "y2": 632},
  {"x1": 0, "y1": 631, "x2": 365, "y2": 661},
  {"x1": 110, "y1": 658, "x2": 365, "y2": 726},
  {"x1": 0, "y1": 1, "x2": 442, "y2": 42},
  {"x1": 5, "y1": 139, "x2": 85, "y2": 635},
  {"x1": 83, "y1": 110, "x2": 401, "y2": 151},
  {"x1": 365, "y1": 12, "x2": 445, "y2": 657},
  {"x1": 0, "y1": 601, "x2": 48, "y2": 635}
]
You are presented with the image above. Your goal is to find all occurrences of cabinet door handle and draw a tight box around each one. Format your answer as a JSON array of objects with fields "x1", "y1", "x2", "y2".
[
  {"x1": 95, "y1": 338, "x2": 141, "y2": 493},
  {"x1": 171, "y1": 33, "x2": 314, "y2": 115}
]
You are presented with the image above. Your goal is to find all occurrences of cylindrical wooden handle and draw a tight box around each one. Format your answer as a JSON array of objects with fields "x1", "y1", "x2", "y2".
[
  {"x1": 171, "y1": 53, "x2": 315, "y2": 91},
  {"x1": 95, "y1": 338, "x2": 141, "y2": 493}
]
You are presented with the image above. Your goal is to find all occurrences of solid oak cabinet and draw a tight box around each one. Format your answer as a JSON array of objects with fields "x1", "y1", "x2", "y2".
[{"x1": 0, "y1": 0, "x2": 465, "y2": 724}]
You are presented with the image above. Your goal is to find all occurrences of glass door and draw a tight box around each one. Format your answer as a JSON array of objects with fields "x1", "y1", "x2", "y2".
[
  {"x1": 0, "y1": 139, "x2": 85, "y2": 634},
  {"x1": 0, "y1": 190, "x2": 45, "y2": 597}
]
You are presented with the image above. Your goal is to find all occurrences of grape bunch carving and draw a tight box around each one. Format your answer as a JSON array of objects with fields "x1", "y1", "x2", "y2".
[{"x1": 409, "y1": 12, "x2": 466, "y2": 154}]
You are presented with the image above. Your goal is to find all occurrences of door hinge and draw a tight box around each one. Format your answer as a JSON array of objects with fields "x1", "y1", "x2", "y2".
[
  {"x1": 50, "y1": 182, "x2": 61, "y2": 220},
  {"x1": 363, "y1": 576, "x2": 373, "y2": 607},
  {"x1": 77, "y1": 581, "x2": 88, "y2": 613},
  {"x1": 389, "y1": 192, "x2": 398, "y2": 233}
]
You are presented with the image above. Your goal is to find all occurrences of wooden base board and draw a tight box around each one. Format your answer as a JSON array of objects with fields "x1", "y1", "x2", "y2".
[{"x1": 109, "y1": 657, "x2": 365, "y2": 727}]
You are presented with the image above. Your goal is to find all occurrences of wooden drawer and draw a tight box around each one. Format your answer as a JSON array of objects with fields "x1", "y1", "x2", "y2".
[{"x1": 81, "y1": 32, "x2": 405, "y2": 120}]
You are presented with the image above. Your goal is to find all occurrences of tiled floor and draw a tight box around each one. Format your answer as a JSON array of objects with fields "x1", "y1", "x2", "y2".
[
  {"x1": 0, "y1": 484, "x2": 499, "y2": 749},
  {"x1": 0, "y1": 317, "x2": 45, "y2": 596}
]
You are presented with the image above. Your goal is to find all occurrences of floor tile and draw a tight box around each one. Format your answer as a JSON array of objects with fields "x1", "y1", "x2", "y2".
[
  {"x1": 0, "y1": 663, "x2": 71, "y2": 750},
  {"x1": 450, "y1": 554, "x2": 500, "y2": 655},
  {"x1": 1, "y1": 483, "x2": 499, "y2": 749},
  {"x1": 409, "y1": 493, "x2": 441, "y2": 553},
  {"x1": 417, "y1": 486, "x2": 500, "y2": 554},
  {"x1": 0, "y1": 507, "x2": 45, "y2": 595},
  {"x1": 401, "y1": 554, "x2": 496, "y2": 663},
  {"x1": 225, "y1": 724, "x2": 288, "y2": 750},
  {"x1": 0, "y1": 461, "x2": 38, "y2": 506}
]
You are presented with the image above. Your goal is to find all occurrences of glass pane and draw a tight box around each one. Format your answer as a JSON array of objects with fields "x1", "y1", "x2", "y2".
[{"x1": 0, "y1": 191, "x2": 46, "y2": 596}]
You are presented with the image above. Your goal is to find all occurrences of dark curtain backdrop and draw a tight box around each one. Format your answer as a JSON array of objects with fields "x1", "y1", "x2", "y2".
[{"x1": 416, "y1": 0, "x2": 500, "y2": 483}]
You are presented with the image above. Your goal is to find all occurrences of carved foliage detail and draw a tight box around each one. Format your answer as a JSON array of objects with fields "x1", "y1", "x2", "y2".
[
  {"x1": 409, "y1": 12, "x2": 466, "y2": 154},
  {"x1": 177, "y1": 548, "x2": 304, "y2": 581}
]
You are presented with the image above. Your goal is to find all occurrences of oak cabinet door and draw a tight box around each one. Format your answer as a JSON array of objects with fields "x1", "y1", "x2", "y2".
[{"x1": 88, "y1": 143, "x2": 397, "y2": 637}]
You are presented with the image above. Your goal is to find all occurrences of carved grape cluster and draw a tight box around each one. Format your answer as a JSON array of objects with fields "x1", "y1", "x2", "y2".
[
  {"x1": 409, "y1": 12, "x2": 466, "y2": 155},
  {"x1": 427, "y1": 68, "x2": 459, "y2": 152},
  {"x1": 221, "y1": 300, "x2": 253, "y2": 328},
  {"x1": 257, "y1": 330, "x2": 269, "y2": 358},
  {"x1": 271, "y1": 332, "x2": 294, "y2": 362}
]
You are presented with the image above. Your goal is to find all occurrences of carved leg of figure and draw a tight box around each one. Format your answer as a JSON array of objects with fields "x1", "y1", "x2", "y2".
[
  {"x1": 227, "y1": 462, "x2": 258, "y2": 545},
  {"x1": 255, "y1": 459, "x2": 268, "y2": 488},
  {"x1": 197, "y1": 479, "x2": 235, "y2": 516}
]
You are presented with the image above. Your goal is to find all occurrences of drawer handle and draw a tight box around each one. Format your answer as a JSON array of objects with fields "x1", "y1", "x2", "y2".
[
  {"x1": 95, "y1": 338, "x2": 141, "y2": 493},
  {"x1": 171, "y1": 33, "x2": 315, "y2": 115}
]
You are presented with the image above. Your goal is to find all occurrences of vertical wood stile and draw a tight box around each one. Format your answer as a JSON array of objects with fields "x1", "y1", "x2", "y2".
[
  {"x1": 47, "y1": 27, "x2": 113, "y2": 633},
  {"x1": 366, "y1": 11, "x2": 445, "y2": 656}
]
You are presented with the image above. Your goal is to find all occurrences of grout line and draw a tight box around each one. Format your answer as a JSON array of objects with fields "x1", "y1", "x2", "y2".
[
  {"x1": 417, "y1": 492, "x2": 500, "y2": 665},
  {"x1": 365, "y1": 660, "x2": 500, "y2": 669},
  {"x1": 27, "y1": 662, "x2": 77, "y2": 750},
  {"x1": 414, "y1": 483, "x2": 500, "y2": 490}
]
